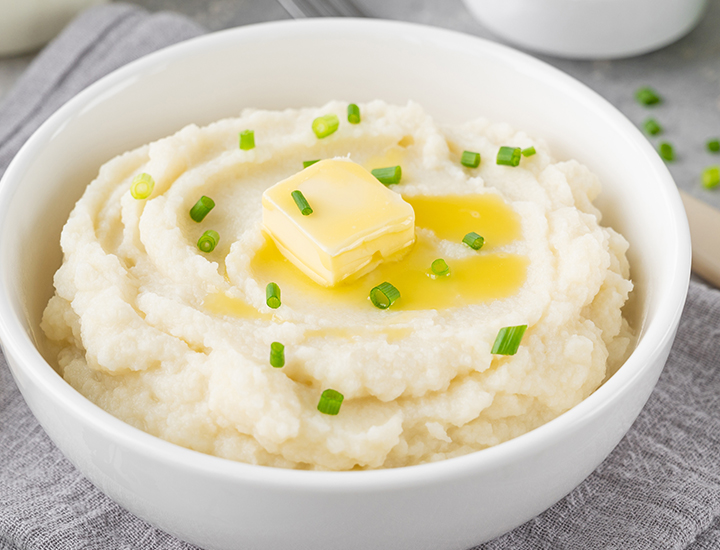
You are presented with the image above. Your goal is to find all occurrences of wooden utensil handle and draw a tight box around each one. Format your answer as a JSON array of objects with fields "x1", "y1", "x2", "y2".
[{"x1": 680, "y1": 190, "x2": 720, "y2": 288}]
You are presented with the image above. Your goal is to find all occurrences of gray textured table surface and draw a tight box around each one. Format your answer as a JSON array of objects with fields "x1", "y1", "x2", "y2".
[{"x1": 2, "y1": 0, "x2": 720, "y2": 212}]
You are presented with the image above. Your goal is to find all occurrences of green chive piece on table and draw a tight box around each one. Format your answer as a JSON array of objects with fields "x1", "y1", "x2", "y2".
[
  {"x1": 130, "y1": 173, "x2": 155, "y2": 200},
  {"x1": 312, "y1": 114, "x2": 339, "y2": 138},
  {"x1": 707, "y1": 139, "x2": 720, "y2": 153},
  {"x1": 659, "y1": 142, "x2": 675, "y2": 162},
  {"x1": 702, "y1": 166, "x2": 720, "y2": 189},
  {"x1": 635, "y1": 87, "x2": 661, "y2": 106},
  {"x1": 270, "y1": 342, "x2": 285, "y2": 368},
  {"x1": 266, "y1": 282, "x2": 281, "y2": 309},
  {"x1": 347, "y1": 103, "x2": 361, "y2": 124},
  {"x1": 460, "y1": 150, "x2": 481, "y2": 168},
  {"x1": 491, "y1": 325, "x2": 528, "y2": 355},
  {"x1": 521, "y1": 146, "x2": 536, "y2": 157},
  {"x1": 370, "y1": 282, "x2": 400, "y2": 309},
  {"x1": 197, "y1": 230, "x2": 219, "y2": 253},
  {"x1": 431, "y1": 258, "x2": 450, "y2": 276},
  {"x1": 291, "y1": 190, "x2": 313, "y2": 216},
  {"x1": 317, "y1": 389, "x2": 344, "y2": 415},
  {"x1": 462, "y1": 232, "x2": 484, "y2": 250},
  {"x1": 239, "y1": 129, "x2": 255, "y2": 150},
  {"x1": 643, "y1": 118, "x2": 662, "y2": 136},
  {"x1": 371, "y1": 165, "x2": 402, "y2": 185},
  {"x1": 496, "y1": 146, "x2": 522, "y2": 167},
  {"x1": 303, "y1": 159, "x2": 320, "y2": 168},
  {"x1": 189, "y1": 196, "x2": 215, "y2": 222}
]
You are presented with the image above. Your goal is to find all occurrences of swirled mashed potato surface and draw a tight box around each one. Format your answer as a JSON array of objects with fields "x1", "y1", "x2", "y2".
[{"x1": 41, "y1": 101, "x2": 633, "y2": 470}]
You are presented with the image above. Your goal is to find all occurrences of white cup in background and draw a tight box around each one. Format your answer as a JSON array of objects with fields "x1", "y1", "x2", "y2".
[
  {"x1": 0, "y1": 0, "x2": 107, "y2": 57},
  {"x1": 461, "y1": 0, "x2": 708, "y2": 59}
]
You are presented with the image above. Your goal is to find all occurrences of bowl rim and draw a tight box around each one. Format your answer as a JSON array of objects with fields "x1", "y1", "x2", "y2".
[{"x1": 0, "y1": 17, "x2": 691, "y2": 490}]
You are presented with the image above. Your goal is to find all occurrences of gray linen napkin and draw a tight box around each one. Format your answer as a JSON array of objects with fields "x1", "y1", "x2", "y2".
[{"x1": 1, "y1": 4, "x2": 719, "y2": 549}]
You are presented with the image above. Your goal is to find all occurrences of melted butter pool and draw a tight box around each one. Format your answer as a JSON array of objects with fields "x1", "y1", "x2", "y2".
[
  {"x1": 406, "y1": 193, "x2": 521, "y2": 246},
  {"x1": 249, "y1": 194, "x2": 527, "y2": 312}
]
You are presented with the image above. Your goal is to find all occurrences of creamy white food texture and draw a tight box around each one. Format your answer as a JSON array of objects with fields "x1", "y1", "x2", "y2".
[{"x1": 41, "y1": 101, "x2": 634, "y2": 470}]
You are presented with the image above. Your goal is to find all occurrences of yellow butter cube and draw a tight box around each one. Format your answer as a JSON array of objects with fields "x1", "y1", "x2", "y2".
[{"x1": 262, "y1": 159, "x2": 415, "y2": 287}]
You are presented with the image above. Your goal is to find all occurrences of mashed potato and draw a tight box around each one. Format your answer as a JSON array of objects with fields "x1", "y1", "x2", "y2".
[{"x1": 41, "y1": 101, "x2": 633, "y2": 470}]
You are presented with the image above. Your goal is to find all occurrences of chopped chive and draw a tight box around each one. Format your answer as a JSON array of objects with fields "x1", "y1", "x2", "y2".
[
  {"x1": 491, "y1": 325, "x2": 527, "y2": 355},
  {"x1": 317, "y1": 389, "x2": 344, "y2": 415},
  {"x1": 370, "y1": 282, "x2": 400, "y2": 309},
  {"x1": 707, "y1": 139, "x2": 720, "y2": 153},
  {"x1": 643, "y1": 118, "x2": 662, "y2": 136},
  {"x1": 496, "y1": 146, "x2": 522, "y2": 167},
  {"x1": 291, "y1": 190, "x2": 313, "y2": 216},
  {"x1": 303, "y1": 159, "x2": 320, "y2": 168},
  {"x1": 130, "y1": 173, "x2": 155, "y2": 200},
  {"x1": 635, "y1": 87, "x2": 661, "y2": 106},
  {"x1": 312, "y1": 114, "x2": 339, "y2": 139},
  {"x1": 266, "y1": 282, "x2": 281, "y2": 309},
  {"x1": 270, "y1": 342, "x2": 285, "y2": 368},
  {"x1": 461, "y1": 151, "x2": 481, "y2": 168},
  {"x1": 239, "y1": 129, "x2": 255, "y2": 150},
  {"x1": 371, "y1": 165, "x2": 402, "y2": 185},
  {"x1": 197, "y1": 230, "x2": 219, "y2": 253},
  {"x1": 521, "y1": 146, "x2": 536, "y2": 157},
  {"x1": 189, "y1": 196, "x2": 215, "y2": 222},
  {"x1": 702, "y1": 166, "x2": 720, "y2": 189},
  {"x1": 347, "y1": 103, "x2": 361, "y2": 124},
  {"x1": 431, "y1": 258, "x2": 450, "y2": 276},
  {"x1": 658, "y1": 142, "x2": 675, "y2": 162},
  {"x1": 462, "y1": 232, "x2": 484, "y2": 250}
]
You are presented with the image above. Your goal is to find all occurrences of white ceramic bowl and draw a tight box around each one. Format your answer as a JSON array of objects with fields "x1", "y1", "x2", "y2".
[
  {"x1": 0, "y1": 19, "x2": 690, "y2": 550},
  {"x1": 462, "y1": 0, "x2": 707, "y2": 59}
]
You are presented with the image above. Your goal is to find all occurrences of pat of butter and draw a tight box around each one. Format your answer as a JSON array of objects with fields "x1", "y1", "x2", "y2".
[{"x1": 262, "y1": 159, "x2": 415, "y2": 287}]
